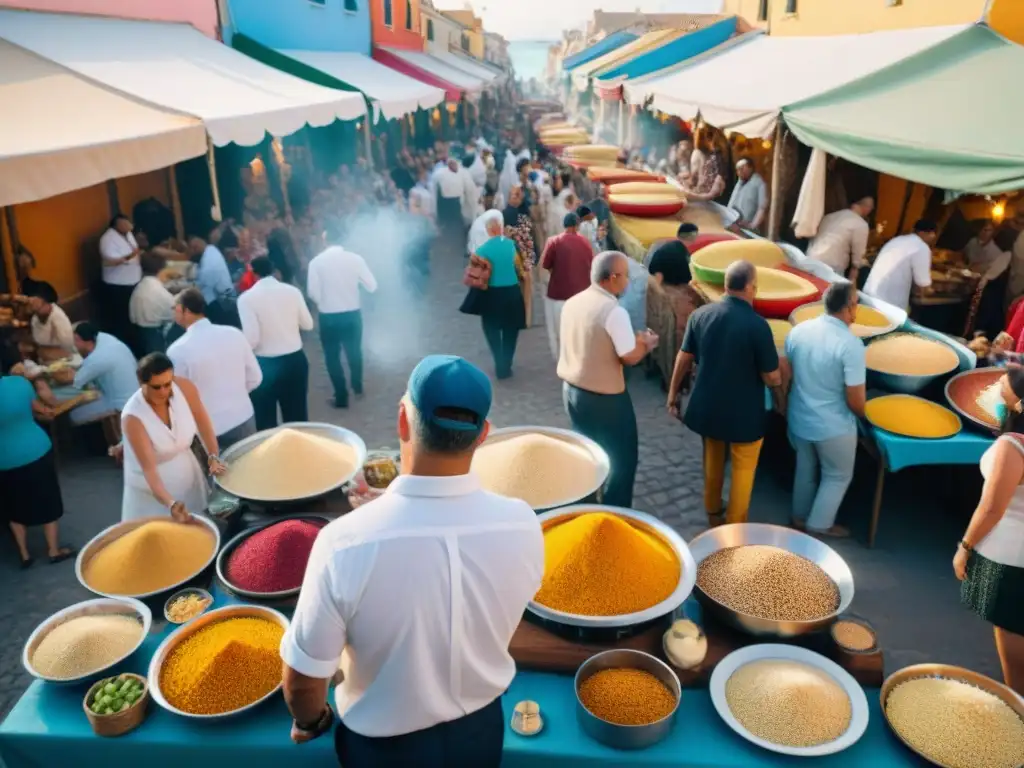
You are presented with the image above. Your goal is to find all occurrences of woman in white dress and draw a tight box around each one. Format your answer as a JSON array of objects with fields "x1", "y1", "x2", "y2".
[{"x1": 121, "y1": 353, "x2": 225, "y2": 522}]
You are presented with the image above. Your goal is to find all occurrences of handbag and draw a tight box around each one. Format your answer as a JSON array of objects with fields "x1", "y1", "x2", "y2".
[{"x1": 463, "y1": 254, "x2": 492, "y2": 290}]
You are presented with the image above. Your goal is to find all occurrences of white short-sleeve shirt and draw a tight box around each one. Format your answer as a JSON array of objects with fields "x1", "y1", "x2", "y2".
[
  {"x1": 279, "y1": 473, "x2": 544, "y2": 738},
  {"x1": 863, "y1": 233, "x2": 933, "y2": 310},
  {"x1": 99, "y1": 228, "x2": 141, "y2": 286}
]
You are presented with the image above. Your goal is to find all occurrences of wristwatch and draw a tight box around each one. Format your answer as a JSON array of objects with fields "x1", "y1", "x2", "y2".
[
  {"x1": 959, "y1": 539, "x2": 974, "y2": 553},
  {"x1": 294, "y1": 707, "x2": 333, "y2": 737}
]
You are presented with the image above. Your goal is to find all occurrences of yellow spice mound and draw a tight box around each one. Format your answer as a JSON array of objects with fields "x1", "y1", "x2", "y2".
[
  {"x1": 608, "y1": 182, "x2": 684, "y2": 197},
  {"x1": 610, "y1": 194, "x2": 684, "y2": 206},
  {"x1": 792, "y1": 303, "x2": 891, "y2": 337},
  {"x1": 536, "y1": 512, "x2": 680, "y2": 616},
  {"x1": 160, "y1": 617, "x2": 284, "y2": 715},
  {"x1": 219, "y1": 428, "x2": 358, "y2": 501},
  {"x1": 84, "y1": 520, "x2": 215, "y2": 596},
  {"x1": 615, "y1": 215, "x2": 687, "y2": 246},
  {"x1": 578, "y1": 668, "x2": 677, "y2": 726},
  {"x1": 472, "y1": 433, "x2": 599, "y2": 509},
  {"x1": 755, "y1": 268, "x2": 816, "y2": 300},
  {"x1": 691, "y1": 239, "x2": 784, "y2": 270},
  {"x1": 865, "y1": 333, "x2": 959, "y2": 376},
  {"x1": 865, "y1": 396, "x2": 960, "y2": 439},
  {"x1": 726, "y1": 659, "x2": 852, "y2": 747}
]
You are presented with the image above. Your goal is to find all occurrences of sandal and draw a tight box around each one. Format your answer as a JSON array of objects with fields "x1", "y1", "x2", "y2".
[
  {"x1": 20, "y1": 556, "x2": 34, "y2": 570},
  {"x1": 48, "y1": 547, "x2": 76, "y2": 565}
]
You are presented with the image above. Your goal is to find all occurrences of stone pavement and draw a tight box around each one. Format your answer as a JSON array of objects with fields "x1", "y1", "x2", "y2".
[{"x1": 0, "y1": 246, "x2": 1002, "y2": 724}]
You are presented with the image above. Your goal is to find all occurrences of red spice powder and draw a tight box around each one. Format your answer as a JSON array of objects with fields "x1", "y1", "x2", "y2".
[{"x1": 226, "y1": 519, "x2": 325, "y2": 593}]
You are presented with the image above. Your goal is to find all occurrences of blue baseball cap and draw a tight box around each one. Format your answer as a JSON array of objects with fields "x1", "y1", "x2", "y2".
[{"x1": 407, "y1": 355, "x2": 492, "y2": 434}]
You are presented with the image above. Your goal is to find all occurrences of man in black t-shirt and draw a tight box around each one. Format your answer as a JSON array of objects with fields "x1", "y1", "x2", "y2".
[{"x1": 666, "y1": 260, "x2": 781, "y2": 527}]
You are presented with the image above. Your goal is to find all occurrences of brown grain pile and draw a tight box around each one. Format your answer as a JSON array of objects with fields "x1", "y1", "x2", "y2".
[
  {"x1": 832, "y1": 620, "x2": 875, "y2": 652},
  {"x1": 696, "y1": 545, "x2": 839, "y2": 622},
  {"x1": 578, "y1": 668, "x2": 676, "y2": 726}
]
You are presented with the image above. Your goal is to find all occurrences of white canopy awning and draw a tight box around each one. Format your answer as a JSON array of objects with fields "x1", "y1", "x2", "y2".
[
  {"x1": 0, "y1": 9, "x2": 367, "y2": 147},
  {"x1": 381, "y1": 47, "x2": 486, "y2": 93},
  {"x1": 433, "y1": 49, "x2": 500, "y2": 82},
  {"x1": 630, "y1": 24, "x2": 966, "y2": 138},
  {"x1": 279, "y1": 50, "x2": 445, "y2": 122},
  {"x1": 0, "y1": 41, "x2": 207, "y2": 207}
]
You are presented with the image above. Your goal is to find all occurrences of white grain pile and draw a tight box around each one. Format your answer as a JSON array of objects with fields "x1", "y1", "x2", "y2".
[
  {"x1": 976, "y1": 381, "x2": 1004, "y2": 424},
  {"x1": 696, "y1": 545, "x2": 839, "y2": 622},
  {"x1": 885, "y1": 677, "x2": 1024, "y2": 768},
  {"x1": 471, "y1": 433, "x2": 599, "y2": 508},
  {"x1": 726, "y1": 659, "x2": 851, "y2": 747},
  {"x1": 31, "y1": 614, "x2": 143, "y2": 680},
  {"x1": 219, "y1": 428, "x2": 358, "y2": 500}
]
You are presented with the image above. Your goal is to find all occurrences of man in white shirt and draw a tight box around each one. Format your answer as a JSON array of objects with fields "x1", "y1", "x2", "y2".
[
  {"x1": 168, "y1": 288, "x2": 263, "y2": 448},
  {"x1": 26, "y1": 283, "x2": 75, "y2": 358},
  {"x1": 807, "y1": 197, "x2": 875, "y2": 283},
  {"x1": 280, "y1": 355, "x2": 543, "y2": 767},
  {"x1": 432, "y1": 156, "x2": 475, "y2": 253},
  {"x1": 727, "y1": 158, "x2": 769, "y2": 233},
  {"x1": 307, "y1": 224, "x2": 378, "y2": 410},
  {"x1": 238, "y1": 257, "x2": 314, "y2": 430},
  {"x1": 98, "y1": 214, "x2": 142, "y2": 353},
  {"x1": 129, "y1": 252, "x2": 176, "y2": 354},
  {"x1": 863, "y1": 219, "x2": 937, "y2": 311}
]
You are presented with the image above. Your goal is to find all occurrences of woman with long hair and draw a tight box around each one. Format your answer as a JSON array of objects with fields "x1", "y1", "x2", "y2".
[
  {"x1": 684, "y1": 129, "x2": 727, "y2": 203},
  {"x1": 955, "y1": 367, "x2": 1024, "y2": 694}
]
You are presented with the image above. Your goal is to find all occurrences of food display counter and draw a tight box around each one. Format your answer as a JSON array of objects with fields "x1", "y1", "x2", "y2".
[{"x1": 0, "y1": 585, "x2": 923, "y2": 768}]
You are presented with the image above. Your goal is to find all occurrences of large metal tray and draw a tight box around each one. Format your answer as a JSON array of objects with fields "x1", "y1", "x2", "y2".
[
  {"x1": 76, "y1": 515, "x2": 220, "y2": 600},
  {"x1": 215, "y1": 422, "x2": 367, "y2": 504},
  {"x1": 688, "y1": 523, "x2": 854, "y2": 638},
  {"x1": 528, "y1": 505, "x2": 697, "y2": 630},
  {"x1": 944, "y1": 366, "x2": 1003, "y2": 434}
]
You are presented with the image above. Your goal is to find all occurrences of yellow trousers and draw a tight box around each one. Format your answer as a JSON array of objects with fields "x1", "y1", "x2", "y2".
[{"x1": 702, "y1": 438, "x2": 764, "y2": 524}]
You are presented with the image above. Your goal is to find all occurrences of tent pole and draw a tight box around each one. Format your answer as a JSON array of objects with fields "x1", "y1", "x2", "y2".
[
  {"x1": 168, "y1": 166, "x2": 185, "y2": 240},
  {"x1": 768, "y1": 121, "x2": 785, "y2": 241},
  {"x1": 617, "y1": 101, "x2": 625, "y2": 146},
  {"x1": 363, "y1": 119, "x2": 374, "y2": 170},
  {"x1": 206, "y1": 137, "x2": 222, "y2": 223},
  {"x1": 594, "y1": 96, "x2": 605, "y2": 143}
]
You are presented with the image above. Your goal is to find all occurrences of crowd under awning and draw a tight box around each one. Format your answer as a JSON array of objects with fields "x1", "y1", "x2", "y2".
[
  {"x1": 0, "y1": 9, "x2": 367, "y2": 148},
  {"x1": 562, "y1": 29, "x2": 639, "y2": 72},
  {"x1": 784, "y1": 25, "x2": 1024, "y2": 195},
  {"x1": 593, "y1": 17, "x2": 737, "y2": 101},
  {"x1": 0, "y1": 40, "x2": 207, "y2": 207},
  {"x1": 377, "y1": 47, "x2": 486, "y2": 97},
  {"x1": 627, "y1": 23, "x2": 967, "y2": 138}
]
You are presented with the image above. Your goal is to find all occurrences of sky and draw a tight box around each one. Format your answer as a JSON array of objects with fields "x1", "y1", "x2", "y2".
[{"x1": 434, "y1": 0, "x2": 724, "y2": 42}]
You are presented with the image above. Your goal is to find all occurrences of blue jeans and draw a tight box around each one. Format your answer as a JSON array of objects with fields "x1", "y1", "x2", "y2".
[{"x1": 789, "y1": 432, "x2": 857, "y2": 531}]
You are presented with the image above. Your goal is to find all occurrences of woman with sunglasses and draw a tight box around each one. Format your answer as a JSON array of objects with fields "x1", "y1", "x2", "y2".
[{"x1": 120, "y1": 353, "x2": 226, "y2": 522}]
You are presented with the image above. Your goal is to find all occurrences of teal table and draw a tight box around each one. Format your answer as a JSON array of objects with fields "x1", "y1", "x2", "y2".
[{"x1": 1, "y1": 586, "x2": 924, "y2": 767}]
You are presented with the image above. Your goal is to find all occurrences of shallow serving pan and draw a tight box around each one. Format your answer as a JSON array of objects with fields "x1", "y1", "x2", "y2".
[
  {"x1": 687, "y1": 523, "x2": 854, "y2": 638},
  {"x1": 880, "y1": 663, "x2": 1024, "y2": 767},
  {"x1": 147, "y1": 604, "x2": 289, "y2": 720},
  {"x1": 216, "y1": 515, "x2": 330, "y2": 601},
  {"x1": 709, "y1": 644, "x2": 869, "y2": 757},
  {"x1": 23, "y1": 598, "x2": 152, "y2": 686},
  {"x1": 528, "y1": 505, "x2": 697, "y2": 631},
  {"x1": 575, "y1": 649, "x2": 680, "y2": 750},
  {"x1": 76, "y1": 515, "x2": 220, "y2": 601},
  {"x1": 944, "y1": 366, "x2": 1004, "y2": 434},
  {"x1": 476, "y1": 426, "x2": 610, "y2": 512},
  {"x1": 215, "y1": 422, "x2": 367, "y2": 504}
]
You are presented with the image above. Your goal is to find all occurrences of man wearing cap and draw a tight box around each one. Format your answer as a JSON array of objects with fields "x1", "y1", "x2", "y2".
[
  {"x1": 541, "y1": 212, "x2": 595, "y2": 359},
  {"x1": 727, "y1": 157, "x2": 769, "y2": 233},
  {"x1": 281, "y1": 355, "x2": 544, "y2": 767},
  {"x1": 558, "y1": 251, "x2": 659, "y2": 507}
]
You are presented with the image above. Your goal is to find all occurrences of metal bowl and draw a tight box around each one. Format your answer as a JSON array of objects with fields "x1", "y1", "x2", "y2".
[
  {"x1": 575, "y1": 649, "x2": 680, "y2": 750},
  {"x1": 147, "y1": 604, "x2": 289, "y2": 720},
  {"x1": 880, "y1": 663, "x2": 1024, "y2": 767},
  {"x1": 215, "y1": 422, "x2": 368, "y2": 504},
  {"x1": 944, "y1": 367, "x2": 1003, "y2": 434},
  {"x1": 23, "y1": 598, "x2": 152, "y2": 685},
  {"x1": 473, "y1": 426, "x2": 610, "y2": 511},
  {"x1": 528, "y1": 505, "x2": 697, "y2": 630},
  {"x1": 709, "y1": 644, "x2": 869, "y2": 757},
  {"x1": 866, "y1": 333, "x2": 961, "y2": 394},
  {"x1": 76, "y1": 515, "x2": 221, "y2": 600},
  {"x1": 687, "y1": 523, "x2": 854, "y2": 637},
  {"x1": 788, "y1": 300, "x2": 899, "y2": 340},
  {"x1": 216, "y1": 516, "x2": 330, "y2": 601},
  {"x1": 163, "y1": 587, "x2": 214, "y2": 625}
]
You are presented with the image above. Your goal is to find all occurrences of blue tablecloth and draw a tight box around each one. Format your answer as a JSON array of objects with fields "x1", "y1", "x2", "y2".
[
  {"x1": 865, "y1": 424, "x2": 993, "y2": 473},
  {"x1": 1, "y1": 589, "x2": 924, "y2": 768}
]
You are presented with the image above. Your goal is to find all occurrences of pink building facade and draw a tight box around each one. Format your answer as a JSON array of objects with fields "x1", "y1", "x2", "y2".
[{"x1": 0, "y1": 0, "x2": 219, "y2": 37}]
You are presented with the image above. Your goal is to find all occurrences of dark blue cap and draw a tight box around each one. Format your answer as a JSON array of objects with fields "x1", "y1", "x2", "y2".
[{"x1": 408, "y1": 355, "x2": 492, "y2": 434}]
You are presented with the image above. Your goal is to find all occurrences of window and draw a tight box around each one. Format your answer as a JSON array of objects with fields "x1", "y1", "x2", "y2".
[
  {"x1": 405, "y1": 0, "x2": 413, "y2": 29},
  {"x1": 309, "y1": 0, "x2": 326, "y2": 5},
  {"x1": 426, "y1": 19, "x2": 434, "y2": 40},
  {"x1": 785, "y1": 0, "x2": 797, "y2": 12},
  {"x1": 758, "y1": 0, "x2": 768, "y2": 21},
  {"x1": 344, "y1": 0, "x2": 357, "y2": 11},
  {"x1": 461, "y1": 33, "x2": 470, "y2": 51},
  {"x1": 384, "y1": 0, "x2": 393, "y2": 26}
]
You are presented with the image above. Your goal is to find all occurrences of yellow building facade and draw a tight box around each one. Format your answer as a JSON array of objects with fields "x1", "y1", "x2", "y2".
[
  {"x1": 721, "y1": 0, "x2": 1023, "y2": 43},
  {"x1": 441, "y1": 9, "x2": 485, "y2": 59}
]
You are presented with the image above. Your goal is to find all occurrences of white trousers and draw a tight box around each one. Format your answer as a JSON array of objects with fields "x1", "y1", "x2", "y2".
[{"x1": 544, "y1": 297, "x2": 565, "y2": 361}]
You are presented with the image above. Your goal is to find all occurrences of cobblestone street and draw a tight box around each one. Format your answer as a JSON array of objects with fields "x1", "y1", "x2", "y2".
[{"x1": 0, "y1": 250, "x2": 1002, "y2": 723}]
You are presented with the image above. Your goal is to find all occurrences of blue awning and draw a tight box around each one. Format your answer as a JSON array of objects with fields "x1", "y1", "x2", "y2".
[
  {"x1": 596, "y1": 16, "x2": 737, "y2": 82},
  {"x1": 562, "y1": 30, "x2": 639, "y2": 71}
]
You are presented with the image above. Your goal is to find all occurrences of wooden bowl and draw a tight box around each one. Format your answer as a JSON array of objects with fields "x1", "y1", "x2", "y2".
[{"x1": 83, "y1": 673, "x2": 149, "y2": 738}]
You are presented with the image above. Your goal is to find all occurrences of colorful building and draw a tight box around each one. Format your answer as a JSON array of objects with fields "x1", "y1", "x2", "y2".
[
  {"x1": 484, "y1": 31, "x2": 510, "y2": 69},
  {"x1": 441, "y1": 8, "x2": 484, "y2": 59},
  {"x1": 420, "y1": 0, "x2": 462, "y2": 56},
  {"x1": 720, "y1": 0, "x2": 1024, "y2": 43},
  {"x1": 222, "y1": 0, "x2": 371, "y2": 53},
  {"x1": 0, "y1": 0, "x2": 218, "y2": 36},
  {"x1": 371, "y1": 0, "x2": 423, "y2": 49}
]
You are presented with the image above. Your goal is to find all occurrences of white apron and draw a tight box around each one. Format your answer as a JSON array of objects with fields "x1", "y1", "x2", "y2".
[{"x1": 120, "y1": 384, "x2": 209, "y2": 521}]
